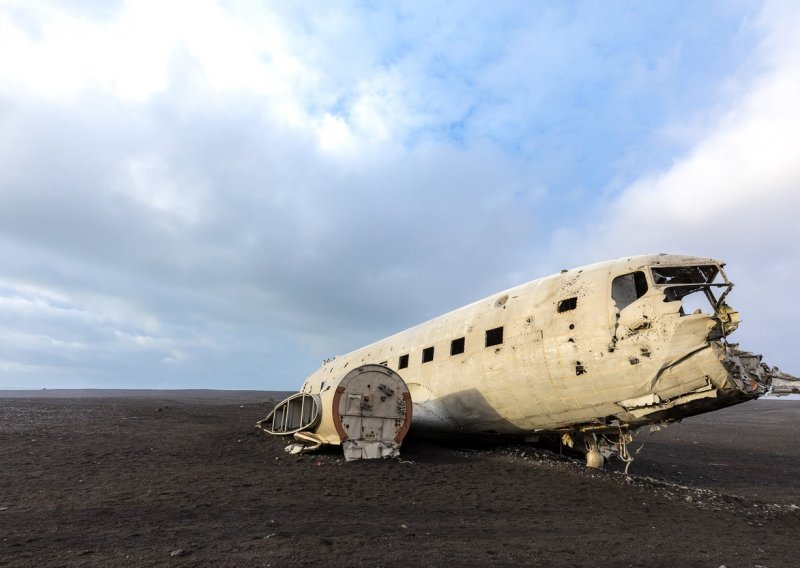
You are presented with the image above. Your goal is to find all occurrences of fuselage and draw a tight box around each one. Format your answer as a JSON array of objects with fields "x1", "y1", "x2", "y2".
[{"x1": 300, "y1": 254, "x2": 767, "y2": 440}]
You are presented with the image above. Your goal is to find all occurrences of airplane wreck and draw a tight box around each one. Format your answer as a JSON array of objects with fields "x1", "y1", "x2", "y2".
[{"x1": 257, "y1": 254, "x2": 798, "y2": 469}]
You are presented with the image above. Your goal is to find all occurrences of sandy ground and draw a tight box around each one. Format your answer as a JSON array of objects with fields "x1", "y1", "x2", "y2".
[{"x1": 1, "y1": 391, "x2": 798, "y2": 567}]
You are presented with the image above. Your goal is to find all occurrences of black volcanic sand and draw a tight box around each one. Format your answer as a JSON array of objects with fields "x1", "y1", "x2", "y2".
[{"x1": 1, "y1": 392, "x2": 798, "y2": 567}]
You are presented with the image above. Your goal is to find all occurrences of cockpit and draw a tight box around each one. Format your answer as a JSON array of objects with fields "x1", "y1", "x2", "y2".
[
  {"x1": 610, "y1": 258, "x2": 740, "y2": 343},
  {"x1": 650, "y1": 264, "x2": 732, "y2": 317}
]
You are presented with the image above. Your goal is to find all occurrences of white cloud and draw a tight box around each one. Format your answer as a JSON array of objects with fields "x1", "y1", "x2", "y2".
[
  {"x1": 569, "y1": 0, "x2": 800, "y2": 370},
  {"x1": 315, "y1": 113, "x2": 355, "y2": 155},
  {"x1": 0, "y1": 1, "x2": 169, "y2": 101},
  {"x1": 115, "y1": 155, "x2": 202, "y2": 224}
]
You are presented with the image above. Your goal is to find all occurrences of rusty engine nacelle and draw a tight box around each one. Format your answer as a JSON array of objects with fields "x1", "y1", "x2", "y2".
[{"x1": 257, "y1": 364, "x2": 412, "y2": 460}]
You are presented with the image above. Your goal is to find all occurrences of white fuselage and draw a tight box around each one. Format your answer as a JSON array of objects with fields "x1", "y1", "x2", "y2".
[{"x1": 300, "y1": 254, "x2": 764, "y2": 441}]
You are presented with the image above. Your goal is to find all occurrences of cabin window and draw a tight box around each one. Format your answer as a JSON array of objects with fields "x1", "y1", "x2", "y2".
[
  {"x1": 611, "y1": 271, "x2": 648, "y2": 311},
  {"x1": 398, "y1": 354, "x2": 409, "y2": 369},
  {"x1": 485, "y1": 326, "x2": 503, "y2": 347},
  {"x1": 451, "y1": 337, "x2": 465, "y2": 356},
  {"x1": 422, "y1": 346, "x2": 434, "y2": 363},
  {"x1": 557, "y1": 297, "x2": 577, "y2": 312}
]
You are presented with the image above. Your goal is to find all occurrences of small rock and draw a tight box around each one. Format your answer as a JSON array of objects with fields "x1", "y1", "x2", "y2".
[
  {"x1": 685, "y1": 496, "x2": 693, "y2": 503},
  {"x1": 401, "y1": 524, "x2": 408, "y2": 529},
  {"x1": 170, "y1": 549, "x2": 188, "y2": 557}
]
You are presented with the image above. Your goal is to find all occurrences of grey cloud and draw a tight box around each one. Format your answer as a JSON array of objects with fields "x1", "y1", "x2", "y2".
[{"x1": 0, "y1": 86, "x2": 546, "y2": 388}]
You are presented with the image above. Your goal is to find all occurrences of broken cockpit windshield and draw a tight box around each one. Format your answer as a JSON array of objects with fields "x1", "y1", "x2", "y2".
[
  {"x1": 651, "y1": 264, "x2": 731, "y2": 316},
  {"x1": 651, "y1": 265, "x2": 719, "y2": 286}
]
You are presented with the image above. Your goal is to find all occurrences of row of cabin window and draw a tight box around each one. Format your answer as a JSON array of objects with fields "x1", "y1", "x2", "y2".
[
  {"x1": 396, "y1": 326, "x2": 504, "y2": 370},
  {"x1": 388, "y1": 274, "x2": 648, "y2": 369}
]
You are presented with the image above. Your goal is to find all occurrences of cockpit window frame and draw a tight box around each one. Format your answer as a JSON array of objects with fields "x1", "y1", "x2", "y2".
[
  {"x1": 651, "y1": 265, "x2": 720, "y2": 286},
  {"x1": 649, "y1": 263, "x2": 733, "y2": 311}
]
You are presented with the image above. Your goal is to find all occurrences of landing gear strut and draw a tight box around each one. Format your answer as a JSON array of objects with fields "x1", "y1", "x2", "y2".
[
  {"x1": 585, "y1": 435, "x2": 604, "y2": 469},
  {"x1": 581, "y1": 429, "x2": 635, "y2": 472}
]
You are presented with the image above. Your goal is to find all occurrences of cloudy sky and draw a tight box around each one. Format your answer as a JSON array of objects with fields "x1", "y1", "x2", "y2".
[{"x1": 1, "y1": 0, "x2": 798, "y2": 390}]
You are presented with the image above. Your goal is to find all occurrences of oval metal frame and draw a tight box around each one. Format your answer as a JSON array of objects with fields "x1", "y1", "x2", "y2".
[{"x1": 257, "y1": 392, "x2": 322, "y2": 435}]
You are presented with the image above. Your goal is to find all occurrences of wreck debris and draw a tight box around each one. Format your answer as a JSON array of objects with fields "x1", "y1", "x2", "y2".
[
  {"x1": 770, "y1": 368, "x2": 800, "y2": 396},
  {"x1": 258, "y1": 254, "x2": 800, "y2": 467},
  {"x1": 258, "y1": 392, "x2": 320, "y2": 435}
]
